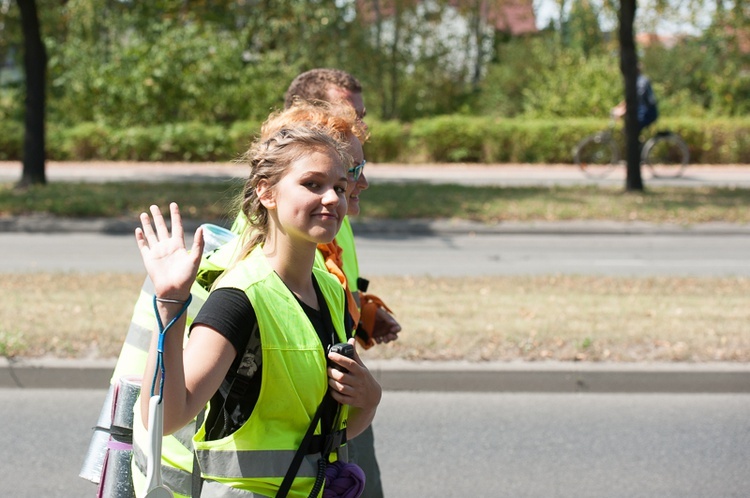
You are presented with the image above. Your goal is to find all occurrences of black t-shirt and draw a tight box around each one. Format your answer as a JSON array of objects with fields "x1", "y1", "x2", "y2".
[{"x1": 191, "y1": 276, "x2": 350, "y2": 440}]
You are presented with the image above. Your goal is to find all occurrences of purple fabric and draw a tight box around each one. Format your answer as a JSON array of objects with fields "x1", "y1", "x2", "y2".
[
  {"x1": 107, "y1": 440, "x2": 133, "y2": 451},
  {"x1": 323, "y1": 461, "x2": 366, "y2": 498}
]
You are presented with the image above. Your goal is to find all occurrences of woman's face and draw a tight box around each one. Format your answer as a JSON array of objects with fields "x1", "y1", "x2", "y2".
[
  {"x1": 261, "y1": 147, "x2": 348, "y2": 246},
  {"x1": 346, "y1": 135, "x2": 369, "y2": 217}
]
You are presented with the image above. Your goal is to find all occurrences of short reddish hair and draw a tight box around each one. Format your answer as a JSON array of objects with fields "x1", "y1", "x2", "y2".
[{"x1": 284, "y1": 68, "x2": 362, "y2": 109}]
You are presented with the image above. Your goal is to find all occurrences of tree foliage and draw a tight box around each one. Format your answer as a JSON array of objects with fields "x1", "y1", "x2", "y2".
[{"x1": 0, "y1": 0, "x2": 748, "y2": 130}]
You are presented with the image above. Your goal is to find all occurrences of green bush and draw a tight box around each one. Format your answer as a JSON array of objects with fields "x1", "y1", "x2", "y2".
[
  {"x1": 409, "y1": 116, "x2": 488, "y2": 162},
  {"x1": 365, "y1": 120, "x2": 407, "y2": 163},
  {"x1": 4, "y1": 116, "x2": 750, "y2": 164},
  {"x1": 706, "y1": 63, "x2": 750, "y2": 117},
  {"x1": 109, "y1": 127, "x2": 164, "y2": 161},
  {"x1": 61, "y1": 122, "x2": 114, "y2": 160},
  {"x1": 227, "y1": 120, "x2": 263, "y2": 160},
  {"x1": 689, "y1": 118, "x2": 750, "y2": 164},
  {"x1": 0, "y1": 120, "x2": 22, "y2": 160},
  {"x1": 0, "y1": 87, "x2": 23, "y2": 123},
  {"x1": 502, "y1": 120, "x2": 578, "y2": 163},
  {"x1": 156, "y1": 123, "x2": 232, "y2": 162},
  {"x1": 482, "y1": 119, "x2": 516, "y2": 163},
  {"x1": 522, "y1": 52, "x2": 622, "y2": 119}
]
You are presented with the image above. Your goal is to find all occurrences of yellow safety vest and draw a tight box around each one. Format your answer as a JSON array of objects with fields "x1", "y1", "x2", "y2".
[
  {"x1": 333, "y1": 217, "x2": 359, "y2": 292},
  {"x1": 133, "y1": 246, "x2": 348, "y2": 498},
  {"x1": 235, "y1": 211, "x2": 357, "y2": 291}
]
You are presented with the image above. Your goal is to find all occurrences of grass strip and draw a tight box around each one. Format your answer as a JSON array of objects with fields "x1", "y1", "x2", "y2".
[
  {"x1": 1, "y1": 182, "x2": 749, "y2": 224},
  {"x1": 2, "y1": 273, "x2": 747, "y2": 362}
]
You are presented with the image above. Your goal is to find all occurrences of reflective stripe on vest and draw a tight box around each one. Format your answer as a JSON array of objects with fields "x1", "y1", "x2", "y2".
[
  {"x1": 201, "y1": 480, "x2": 261, "y2": 498},
  {"x1": 132, "y1": 446, "x2": 260, "y2": 498},
  {"x1": 132, "y1": 414, "x2": 199, "y2": 497},
  {"x1": 133, "y1": 443, "x2": 194, "y2": 496},
  {"x1": 172, "y1": 422, "x2": 197, "y2": 450},
  {"x1": 111, "y1": 279, "x2": 208, "y2": 383},
  {"x1": 196, "y1": 448, "x2": 324, "y2": 479},
  {"x1": 124, "y1": 320, "x2": 152, "y2": 354}
]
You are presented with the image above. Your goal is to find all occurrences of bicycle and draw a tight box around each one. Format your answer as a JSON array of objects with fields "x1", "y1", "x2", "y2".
[{"x1": 573, "y1": 117, "x2": 690, "y2": 179}]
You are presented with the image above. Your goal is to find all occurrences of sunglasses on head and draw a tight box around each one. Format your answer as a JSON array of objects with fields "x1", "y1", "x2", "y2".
[{"x1": 348, "y1": 159, "x2": 366, "y2": 181}]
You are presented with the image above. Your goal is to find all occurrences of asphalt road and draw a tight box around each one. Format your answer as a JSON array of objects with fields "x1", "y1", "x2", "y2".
[
  {"x1": 1, "y1": 229, "x2": 749, "y2": 277},
  {"x1": 3, "y1": 388, "x2": 748, "y2": 498},
  {"x1": 355, "y1": 231, "x2": 750, "y2": 277}
]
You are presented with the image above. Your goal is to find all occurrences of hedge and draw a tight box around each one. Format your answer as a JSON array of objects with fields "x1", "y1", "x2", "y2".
[{"x1": 2, "y1": 116, "x2": 749, "y2": 164}]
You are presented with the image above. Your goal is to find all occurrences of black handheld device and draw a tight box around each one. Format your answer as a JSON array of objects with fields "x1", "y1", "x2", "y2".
[{"x1": 328, "y1": 342, "x2": 354, "y2": 373}]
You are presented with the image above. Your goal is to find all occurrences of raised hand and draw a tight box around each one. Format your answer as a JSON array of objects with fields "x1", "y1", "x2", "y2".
[{"x1": 134, "y1": 202, "x2": 204, "y2": 301}]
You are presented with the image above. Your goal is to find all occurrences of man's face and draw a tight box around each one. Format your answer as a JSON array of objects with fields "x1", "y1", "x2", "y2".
[
  {"x1": 326, "y1": 86, "x2": 367, "y2": 124},
  {"x1": 345, "y1": 134, "x2": 368, "y2": 217}
]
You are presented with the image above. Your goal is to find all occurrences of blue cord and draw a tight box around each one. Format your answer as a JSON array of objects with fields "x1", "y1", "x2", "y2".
[{"x1": 151, "y1": 294, "x2": 193, "y2": 400}]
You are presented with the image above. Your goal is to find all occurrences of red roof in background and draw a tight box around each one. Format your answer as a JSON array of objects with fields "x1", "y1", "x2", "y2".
[
  {"x1": 722, "y1": 25, "x2": 750, "y2": 54},
  {"x1": 637, "y1": 27, "x2": 749, "y2": 54},
  {"x1": 475, "y1": 0, "x2": 538, "y2": 35},
  {"x1": 635, "y1": 32, "x2": 684, "y2": 49},
  {"x1": 356, "y1": 0, "x2": 537, "y2": 36}
]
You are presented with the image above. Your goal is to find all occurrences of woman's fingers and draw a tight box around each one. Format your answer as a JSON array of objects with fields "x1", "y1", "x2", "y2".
[
  {"x1": 328, "y1": 376, "x2": 357, "y2": 405},
  {"x1": 150, "y1": 204, "x2": 170, "y2": 240},
  {"x1": 190, "y1": 226, "x2": 205, "y2": 266},
  {"x1": 327, "y1": 349, "x2": 372, "y2": 407},
  {"x1": 139, "y1": 211, "x2": 157, "y2": 246},
  {"x1": 346, "y1": 338, "x2": 366, "y2": 367},
  {"x1": 169, "y1": 202, "x2": 184, "y2": 242},
  {"x1": 137, "y1": 203, "x2": 192, "y2": 252},
  {"x1": 328, "y1": 370, "x2": 378, "y2": 409},
  {"x1": 134, "y1": 227, "x2": 148, "y2": 252}
]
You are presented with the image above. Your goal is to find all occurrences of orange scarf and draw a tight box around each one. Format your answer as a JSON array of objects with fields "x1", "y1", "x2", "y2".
[
  {"x1": 317, "y1": 241, "x2": 361, "y2": 328},
  {"x1": 317, "y1": 241, "x2": 395, "y2": 350}
]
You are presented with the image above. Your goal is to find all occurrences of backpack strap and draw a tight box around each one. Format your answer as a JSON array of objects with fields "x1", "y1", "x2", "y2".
[{"x1": 276, "y1": 397, "x2": 327, "y2": 498}]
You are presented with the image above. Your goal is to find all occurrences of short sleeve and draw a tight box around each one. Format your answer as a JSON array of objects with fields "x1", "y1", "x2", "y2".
[{"x1": 191, "y1": 287, "x2": 256, "y2": 357}]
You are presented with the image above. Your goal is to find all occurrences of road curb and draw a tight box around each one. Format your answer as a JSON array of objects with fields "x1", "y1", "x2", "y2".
[
  {"x1": 1, "y1": 215, "x2": 750, "y2": 237},
  {"x1": 368, "y1": 360, "x2": 750, "y2": 393},
  {"x1": 350, "y1": 219, "x2": 750, "y2": 236},
  {"x1": 2, "y1": 358, "x2": 748, "y2": 393}
]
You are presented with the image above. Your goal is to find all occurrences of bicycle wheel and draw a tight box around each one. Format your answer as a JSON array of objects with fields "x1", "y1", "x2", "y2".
[
  {"x1": 642, "y1": 132, "x2": 689, "y2": 178},
  {"x1": 574, "y1": 133, "x2": 619, "y2": 178}
]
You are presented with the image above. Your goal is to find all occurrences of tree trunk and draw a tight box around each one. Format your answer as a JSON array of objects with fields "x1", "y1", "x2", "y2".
[
  {"x1": 16, "y1": 0, "x2": 47, "y2": 188},
  {"x1": 387, "y1": 1, "x2": 402, "y2": 120},
  {"x1": 470, "y1": 0, "x2": 484, "y2": 91},
  {"x1": 370, "y1": 0, "x2": 388, "y2": 119},
  {"x1": 618, "y1": 0, "x2": 643, "y2": 191}
]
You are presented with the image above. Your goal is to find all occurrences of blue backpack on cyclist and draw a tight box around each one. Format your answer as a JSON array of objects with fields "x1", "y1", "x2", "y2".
[{"x1": 637, "y1": 74, "x2": 658, "y2": 130}]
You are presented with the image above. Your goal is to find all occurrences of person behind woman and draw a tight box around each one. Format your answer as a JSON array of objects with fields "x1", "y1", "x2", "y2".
[{"x1": 132, "y1": 125, "x2": 382, "y2": 498}]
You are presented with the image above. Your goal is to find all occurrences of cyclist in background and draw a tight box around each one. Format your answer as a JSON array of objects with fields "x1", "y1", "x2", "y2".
[{"x1": 612, "y1": 65, "x2": 659, "y2": 136}]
